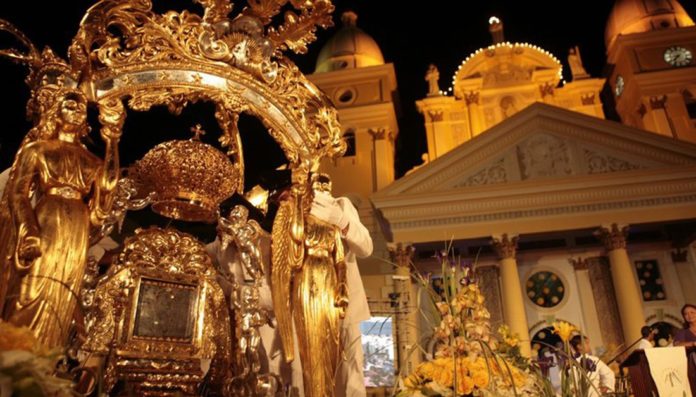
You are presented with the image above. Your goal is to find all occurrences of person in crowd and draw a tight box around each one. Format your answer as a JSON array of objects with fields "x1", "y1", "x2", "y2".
[
  {"x1": 569, "y1": 335, "x2": 615, "y2": 397},
  {"x1": 636, "y1": 325, "x2": 656, "y2": 350},
  {"x1": 673, "y1": 303, "x2": 696, "y2": 348}
]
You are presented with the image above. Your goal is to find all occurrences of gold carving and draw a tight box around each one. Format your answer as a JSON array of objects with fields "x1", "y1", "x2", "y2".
[
  {"x1": 0, "y1": 0, "x2": 348, "y2": 393},
  {"x1": 130, "y1": 127, "x2": 240, "y2": 223},
  {"x1": 65, "y1": 0, "x2": 344, "y2": 164},
  {"x1": 595, "y1": 223, "x2": 629, "y2": 251},
  {"x1": 82, "y1": 227, "x2": 232, "y2": 395},
  {"x1": 0, "y1": 88, "x2": 121, "y2": 349},
  {"x1": 216, "y1": 205, "x2": 274, "y2": 395},
  {"x1": 271, "y1": 172, "x2": 346, "y2": 397},
  {"x1": 491, "y1": 233, "x2": 518, "y2": 259},
  {"x1": 270, "y1": 167, "x2": 307, "y2": 363}
]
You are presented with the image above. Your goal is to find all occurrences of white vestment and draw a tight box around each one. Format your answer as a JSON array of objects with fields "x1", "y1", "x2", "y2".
[{"x1": 208, "y1": 197, "x2": 373, "y2": 397}]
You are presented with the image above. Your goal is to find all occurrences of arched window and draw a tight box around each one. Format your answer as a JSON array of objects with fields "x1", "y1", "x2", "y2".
[{"x1": 343, "y1": 130, "x2": 356, "y2": 157}]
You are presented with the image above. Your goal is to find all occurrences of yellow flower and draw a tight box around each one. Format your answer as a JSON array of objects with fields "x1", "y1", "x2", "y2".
[
  {"x1": 552, "y1": 320, "x2": 577, "y2": 342},
  {"x1": 417, "y1": 361, "x2": 436, "y2": 379},
  {"x1": 456, "y1": 375, "x2": 474, "y2": 395},
  {"x1": 0, "y1": 320, "x2": 38, "y2": 352},
  {"x1": 434, "y1": 364, "x2": 453, "y2": 387},
  {"x1": 436, "y1": 301, "x2": 450, "y2": 316},
  {"x1": 471, "y1": 369, "x2": 490, "y2": 388},
  {"x1": 404, "y1": 373, "x2": 422, "y2": 389}
]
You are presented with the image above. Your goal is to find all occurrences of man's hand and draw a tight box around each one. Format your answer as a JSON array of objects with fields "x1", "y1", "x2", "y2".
[{"x1": 309, "y1": 191, "x2": 349, "y2": 230}]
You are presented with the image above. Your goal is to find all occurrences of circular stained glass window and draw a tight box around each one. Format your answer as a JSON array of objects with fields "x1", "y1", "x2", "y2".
[{"x1": 526, "y1": 271, "x2": 565, "y2": 308}]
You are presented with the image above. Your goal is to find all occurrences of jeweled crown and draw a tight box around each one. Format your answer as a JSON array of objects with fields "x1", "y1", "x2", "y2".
[{"x1": 132, "y1": 127, "x2": 240, "y2": 223}]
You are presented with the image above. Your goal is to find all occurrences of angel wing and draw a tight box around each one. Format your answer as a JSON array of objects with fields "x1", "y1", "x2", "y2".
[{"x1": 270, "y1": 193, "x2": 304, "y2": 362}]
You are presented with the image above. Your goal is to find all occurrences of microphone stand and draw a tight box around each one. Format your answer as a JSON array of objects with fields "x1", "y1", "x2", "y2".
[{"x1": 610, "y1": 336, "x2": 645, "y2": 366}]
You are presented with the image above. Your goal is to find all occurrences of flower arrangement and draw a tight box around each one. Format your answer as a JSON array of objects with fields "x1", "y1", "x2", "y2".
[
  {"x1": 548, "y1": 320, "x2": 610, "y2": 397},
  {"x1": 0, "y1": 320, "x2": 75, "y2": 397},
  {"x1": 396, "y1": 251, "x2": 543, "y2": 397}
]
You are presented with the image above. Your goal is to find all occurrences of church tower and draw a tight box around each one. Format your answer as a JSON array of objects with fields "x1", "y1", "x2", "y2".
[
  {"x1": 309, "y1": 11, "x2": 398, "y2": 199},
  {"x1": 308, "y1": 11, "x2": 399, "y2": 271},
  {"x1": 606, "y1": 0, "x2": 696, "y2": 142}
]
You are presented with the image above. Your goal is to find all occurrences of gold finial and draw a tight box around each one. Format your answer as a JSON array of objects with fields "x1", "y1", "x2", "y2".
[{"x1": 191, "y1": 123, "x2": 206, "y2": 140}]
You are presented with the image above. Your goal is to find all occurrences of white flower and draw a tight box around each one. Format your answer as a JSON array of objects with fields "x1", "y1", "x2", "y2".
[{"x1": 0, "y1": 350, "x2": 35, "y2": 368}]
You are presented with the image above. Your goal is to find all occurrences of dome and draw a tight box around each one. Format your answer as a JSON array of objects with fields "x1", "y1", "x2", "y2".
[
  {"x1": 605, "y1": 0, "x2": 694, "y2": 52},
  {"x1": 315, "y1": 11, "x2": 385, "y2": 73}
]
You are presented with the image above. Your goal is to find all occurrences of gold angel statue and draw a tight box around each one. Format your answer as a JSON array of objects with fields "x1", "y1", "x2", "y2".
[
  {"x1": 0, "y1": 89, "x2": 122, "y2": 349},
  {"x1": 272, "y1": 172, "x2": 348, "y2": 397}
]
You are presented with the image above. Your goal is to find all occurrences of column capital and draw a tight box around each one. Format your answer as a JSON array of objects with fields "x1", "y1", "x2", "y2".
[
  {"x1": 672, "y1": 248, "x2": 689, "y2": 263},
  {"x1": 649, "y1": 94, "x2": 667, "y2": 110},
  {"x1": 427, "y1": 109, "x2": 444, "y2": 122},
  {"x1": 539, "y1": 82, "x2": 555, "y2": 98},
  {"x1": 368, "y1": 127, "x2": 394, "y2": 141},
  {"x1": 491, "y1": 233, "x2": 518, "y2": 259},
  {"x1": 464, "y1": 90, "x2": 480, "y2": 105},
  {"x1": 595, "y1": 223, "x2": 629, "y2": 251},
  {"x1": 569, "y1": 256, "x2": 590, "y2": 271},
  {"x1": 388, "y1": 242, "x2": 415, "y2": 268}
]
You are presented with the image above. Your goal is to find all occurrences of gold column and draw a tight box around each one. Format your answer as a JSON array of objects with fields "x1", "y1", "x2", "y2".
[
  {"x1": 595, "y1": 224, "x2": 644, "y2": 343},
  {"x1": 491, "y1": 234, "x2": 531, "y2": 357},
  {"x1": 569, "y1": 257, "x2": 604, "y2": 348},
  {"x1": 388, "y1": 243, "x2": 422, "y2": 375},
  {"x1": 672, "y1": 249, "x2": 696, "y2": 304}
]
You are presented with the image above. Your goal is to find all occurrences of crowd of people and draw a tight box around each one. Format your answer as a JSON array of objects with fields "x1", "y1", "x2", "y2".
[{"x1": 537, "y1": 303, "x2": 696, "y2": 395}]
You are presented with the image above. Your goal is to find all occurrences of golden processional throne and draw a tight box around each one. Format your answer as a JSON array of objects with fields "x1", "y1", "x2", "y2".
[{"x1": 0, "y1": 0, "x2": 349, "y2": 396}]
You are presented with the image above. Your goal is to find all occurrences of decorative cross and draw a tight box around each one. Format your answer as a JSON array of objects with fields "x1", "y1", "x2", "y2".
[{"x1": 190, "y1": 123, "x2": 206, "y2": 140}]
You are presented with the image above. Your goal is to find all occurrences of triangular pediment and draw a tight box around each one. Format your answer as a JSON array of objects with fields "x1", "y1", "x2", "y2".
[
  {"x1": 451, "y1": 132, "x2": 652, "y2": 189},
  {"x1": 377, "y1": 103, "x2": 696, "y2": 196},
  {"x1": 371, "y1": 103, "x2": 696, "y2": 242}
]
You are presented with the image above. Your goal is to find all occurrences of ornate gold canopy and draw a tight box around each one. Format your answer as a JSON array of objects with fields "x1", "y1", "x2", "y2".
[
  {"x1": 68, "y1": 0, "x2": 345, "y2": 168},
  {"x1": 0, "y1": 1, "x2": 348, "y2": 395}
]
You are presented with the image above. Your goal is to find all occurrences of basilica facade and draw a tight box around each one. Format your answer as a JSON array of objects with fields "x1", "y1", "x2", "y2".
[{"x1": 308, "y1": 0, "x2": 696, "y2": 390}]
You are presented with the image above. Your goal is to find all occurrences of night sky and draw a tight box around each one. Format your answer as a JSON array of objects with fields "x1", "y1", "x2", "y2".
[{"x1": 1, "y1": 0, "x2": 695, "y2": 176}]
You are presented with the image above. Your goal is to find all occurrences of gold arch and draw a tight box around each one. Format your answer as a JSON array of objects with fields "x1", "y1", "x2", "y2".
[{"x1": 72, "y1": 0, "x2": 345, "y2": 173}]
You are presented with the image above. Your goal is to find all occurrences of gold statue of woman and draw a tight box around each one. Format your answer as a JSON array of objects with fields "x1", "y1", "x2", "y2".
[
  {"x1": 0, "y1": 89, "x2": 121, "y2": 349},
  {"x1": 272, "y1": 172, "x2": 347, "y2": 397}
]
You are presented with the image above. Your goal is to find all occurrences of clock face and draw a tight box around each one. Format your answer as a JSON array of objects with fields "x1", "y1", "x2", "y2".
[
  {"x1": 615, "y1": 75, "x2": 624, "y2": 97},
  {"x1": 664, "y1": 46, "x2": 693, "y2": 67}
]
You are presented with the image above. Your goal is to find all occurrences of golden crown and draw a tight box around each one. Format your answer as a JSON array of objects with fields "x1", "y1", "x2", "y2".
[{"x1": 132, "y1": 127, "x2": 240, "y2": 223}]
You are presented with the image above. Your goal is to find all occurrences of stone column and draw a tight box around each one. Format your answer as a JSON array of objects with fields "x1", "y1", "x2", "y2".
[
  {"x1": 464, "y1": 91, "x2": 482, "y2": 138},
  {"x1": 642, "y1": 95, "x2": 675, "y2": 138},
  {"x1": 569, "y1": 257, "x2": 604, "y2": 348},
  {"x1": 475, "y1": 265, "x2": 504, "y2": 330},
  {"x1": 595, "y1": 224, "x2": 644, "y2": 343},
  {"x1": 368, "y1": 128, "x2": 395, "y2": 192},
  {"x1": 672, "y1": 249, "x2": 696, "y2": 304},
  {"x1": 388, "y1": 243, "x2": 421, "y2": 374},
  {"x1": 491, "y1": 234, "x2": 531, "y2": 357}
]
